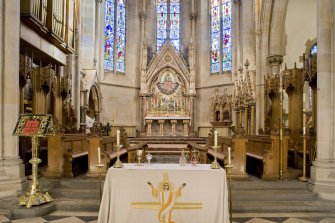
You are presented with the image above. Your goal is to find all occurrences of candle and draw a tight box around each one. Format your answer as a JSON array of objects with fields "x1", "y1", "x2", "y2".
[
  {"x1": 228, "y1": 147, "x2": 231, "y2": 165},
  {"x1": 117, "y1": 129, "x2": 120, "y2": 145},
  {"x1": 303, "y1": 110, "x2": 306, "y2": 135},
  {"x1": 214, "y1": 130, "x2": 218, "y2": 147},
  {"x1": 97, "y1": 147, "x2": 101, "y2": 164}
]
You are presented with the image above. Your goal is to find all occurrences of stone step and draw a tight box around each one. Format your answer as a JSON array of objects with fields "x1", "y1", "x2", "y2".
[
  {"x1": 231, "y1": 179, "x2": 307, "y2": 190},
  {"x1": 232, "y1": 200, "x2": 335, "y2": 213},
  {"x1": 49, "y1": 188, "x2": 101, "y2": 200},
  {"x1": 40, "y1": 178, "x2": 101, "y2": 190},
  {"x1": 55, "y1": 199, "x2": 100, "y2": 212},
  {"x1": 232, "y1": 189, "x2": 317, "y2": 201}
]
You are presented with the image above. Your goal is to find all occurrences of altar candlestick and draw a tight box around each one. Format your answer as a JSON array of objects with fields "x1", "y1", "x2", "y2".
[
  {"x1": 117, "y1": 129, "x2": 120, "y2": 146},
  {"x1": 97, "y1": 147, "x2": 101, "y2": 164},
  {"x1": 214, "y1": 130, "x2": 218, "y2": 147},
  {"x1": 228, "y1": 147, "x2": 231, "y2": 165}
]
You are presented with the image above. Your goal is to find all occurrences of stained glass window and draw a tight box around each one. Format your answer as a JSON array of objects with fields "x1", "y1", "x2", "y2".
[
  {"x1": 156, "y1": 0, "x2": 180, "y2": 51},
  {"x1": 310, "y1": 43, "x2": 317, "y2": 56},
  {"x1": 104, "y1": 0, "x2": 126, "y2": 73},
  {"x1": 210, "y1": 0, "x2": 232, "y2": 73}
]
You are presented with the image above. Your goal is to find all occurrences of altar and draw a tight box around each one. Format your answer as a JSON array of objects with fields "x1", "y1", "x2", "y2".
[{"x1": 98, "y1": 164, "x2": 229, "y2": 223}]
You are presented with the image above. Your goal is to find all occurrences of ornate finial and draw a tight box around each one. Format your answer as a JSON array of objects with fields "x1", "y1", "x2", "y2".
[
  {"x1": 238, "y1": 65, "x2": 243, "y2": 74},
  {"x1": 244, "y1": 59, "x2": 250, "y2": 69}
]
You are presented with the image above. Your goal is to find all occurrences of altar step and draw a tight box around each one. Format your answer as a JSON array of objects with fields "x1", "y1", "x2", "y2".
[
  {"x1": 28, "y1": 176, "x2": 335, "y2": 214},
  {"x1": 130, "y1": 137, "x2": 207, "y2": 145},
  {"x1": 231, "y1": 177, "x2": 335, "y2": 213}
]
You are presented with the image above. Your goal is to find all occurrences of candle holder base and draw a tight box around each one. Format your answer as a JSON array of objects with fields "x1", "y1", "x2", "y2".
[
  {"x1": 113, "y1": 158, "x2": 123, "y2": 168},
  {"x1": 211, "y1": 146, "x2": 221, "y2": 169},
  {"x1": 113, "y1": 145, "x2": 123, "y2": 168}
]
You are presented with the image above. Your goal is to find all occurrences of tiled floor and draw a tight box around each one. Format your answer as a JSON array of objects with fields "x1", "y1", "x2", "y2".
[{"x1": 1, "y1": 212, "x2": 335, "y2": 223}]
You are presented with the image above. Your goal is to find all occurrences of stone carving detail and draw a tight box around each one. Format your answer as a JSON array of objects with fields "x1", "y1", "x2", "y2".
[
  {"x1": 211, "y1": 88, "x2": 233, "y2": 126},
  {"x1": 303, "y1": 54, "x2": 317, "y2": 87}
]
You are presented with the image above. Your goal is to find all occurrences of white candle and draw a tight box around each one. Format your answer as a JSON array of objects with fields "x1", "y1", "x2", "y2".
[
  {"x1": 228, "y1": 147, "x2": 231, "y2": 165},
  {"x1": 97, "y1": 147, "x2": 101, "y2": 164},
  {"x1": 214, "y1": 130, "x2": 218, "y2": 147},
  {"x1": 117, "y1": 129, "x2": 120, "y2": 145},
  {"x1": 303, "y1": 110, "x2": 306, "y2": 135}
]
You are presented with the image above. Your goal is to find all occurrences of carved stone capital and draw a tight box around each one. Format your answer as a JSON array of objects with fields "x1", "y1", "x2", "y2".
[
  {"x1": 267, "y1": 55, "x2": 283, "y2": 66},
  {"x1": 190, "y1": 12, "x2": 198, "y2": 20}
]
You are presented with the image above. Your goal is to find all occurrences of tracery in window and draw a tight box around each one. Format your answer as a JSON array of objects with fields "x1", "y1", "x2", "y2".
[
  {"x1": 210, "y1": 0, "x2": 232, "y2": 73},
  {"x1": 156, "y1": 0, "x2": 180, "y2": 51},
  {"x1": 104, "y1": 0, "x2": 126, "y2": 73}
]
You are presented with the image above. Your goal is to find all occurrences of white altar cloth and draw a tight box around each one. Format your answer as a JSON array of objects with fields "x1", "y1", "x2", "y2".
[{"x1": 98, "y1": 164, "x2": 229, "y2": 223}]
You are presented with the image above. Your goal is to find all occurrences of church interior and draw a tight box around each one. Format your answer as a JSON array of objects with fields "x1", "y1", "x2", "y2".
[{"x1": 1, "y1": 0, "x2": 335, "y2": 222}]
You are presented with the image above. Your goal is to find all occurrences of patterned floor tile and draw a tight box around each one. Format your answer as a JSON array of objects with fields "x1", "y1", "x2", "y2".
[
  {"x1": 0, "y1": 215, "x2": 9, "y2": 223},
  {"x1": 244, "y1": 218, "x2": 277, "y2": 223},
  {"x1": 11, "y1": 217, "x2": 46, "y2": 223},
  {"x1": 319, "y1": 218, "x2": 335, "y2": 223},
  {"x1": 49, "y1": 216, "x2": 85, "y2": 223},
  {"x1": 282, "y1": 218, "x2": 316, "y2": 223}
]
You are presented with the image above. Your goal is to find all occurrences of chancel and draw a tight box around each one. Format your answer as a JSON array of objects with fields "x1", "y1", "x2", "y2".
[{"x1": 1, "y1": 0, "x2": 335, "y2": 222}]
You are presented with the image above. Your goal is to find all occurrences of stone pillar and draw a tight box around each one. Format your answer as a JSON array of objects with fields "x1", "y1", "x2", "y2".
[
  {"x1": 80, "y1": 89, "x2": 88, "y2": 133},
  {"x1": 250, "y1": 104, "x2": 255, "y2": 135},
  {"x1": 241, "y1": 0, "x2": 256, "y2": 67},
  {"x1": 171, "y1": 120, "x2": 177, "y2": 136},
  {"x1": 158, "y1": 120, "x2": 165, "y2": 136},
  {"x1": 0, "y1": 0, "x2": 25, "y2": 198},
  {"x1": 183, "y1": 120, "x2": 190, "y2": 137},
  {"x1": 146, "y1": 120, "x2": 152, "y2": 136},
  {"x1": 310, "y1": 0, "x2": 335, "y2": 201}
]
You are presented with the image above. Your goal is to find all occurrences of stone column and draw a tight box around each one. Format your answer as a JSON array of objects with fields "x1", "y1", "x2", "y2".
[
  {"x1": 310, "y1": 0, "x2": 335, "y2": 201},
  {"x1": 183, "y1": 120, "x2": 190, "y2": 137},
  {"x1": 171, "y1": 120, "x2": 177, "y2": 136},
  {"x1": 158, "y1": 120, "x2": 165, "y2": 136},
  {"x1": 146, "y1": 120, "x2": 152, "y2": 136},
  {"x1": 250, "y1": 104, "x2": 255, "y2": 135},
  {"x1": 241, "y1": 0, "x2": 256, "y2": 67},
  {"x1": 80, "y1": 89, "x2": 88, "y2": 133},
  {"x1": 244, "y1": 106, "x2": 249, "y2": 134},
  {"x1": 0, "y1": 0, "x2": 25, "y2": 198}
]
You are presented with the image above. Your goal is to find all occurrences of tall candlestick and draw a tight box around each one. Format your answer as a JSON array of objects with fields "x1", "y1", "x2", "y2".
[
  {"x1": 97, "y1": 147, "x2": 101, "y2": 164},
  {"x1": 117, "y1": 129, "x2": 120, "y2": 145},
  {"x1": 214, "y1": 130, "x2": 218, "y2": 147},
  {"x1": 228, "y1": 147, "x2": 231, "y2": 165}
]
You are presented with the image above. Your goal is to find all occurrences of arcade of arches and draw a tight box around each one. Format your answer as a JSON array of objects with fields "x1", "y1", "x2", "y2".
[{"x1": 1, "y1": 0, "x2": 335, "y2": 219}]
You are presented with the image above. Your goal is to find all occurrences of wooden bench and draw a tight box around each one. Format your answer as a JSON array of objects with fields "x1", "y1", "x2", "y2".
[
  {"x1": 247, "y1": 134, "x2": 289, "y2": 180},
  {"x1": 44, "y1": 134, "x2": 89, "y2": 177}
]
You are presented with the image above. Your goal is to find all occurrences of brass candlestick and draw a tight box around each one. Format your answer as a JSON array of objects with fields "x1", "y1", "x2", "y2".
[
  {"x1": 18, "y1": 136, "x2": 53, "y2": 208},
  {"x1": 211, "y1": 146, "x2": 221, "y2": 169},
  {"x1": 96, "y1": 163, "x2": 105, "y2": 201},
  {"x1": 225, "y1": 163, "x2": 234, "y2": 223},
  {"x1": 113, "y1": 144, "x2": 123, "y2": 168}
]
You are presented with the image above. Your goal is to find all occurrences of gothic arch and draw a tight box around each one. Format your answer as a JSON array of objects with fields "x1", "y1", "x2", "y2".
[{"x1": 145, "y1": 43, "x2": 190, "y2": 95}]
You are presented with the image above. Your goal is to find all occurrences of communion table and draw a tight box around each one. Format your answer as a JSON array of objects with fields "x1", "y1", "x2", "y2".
[{"x1": 98, "y1": 163, "x2": 229, "y2": 223}]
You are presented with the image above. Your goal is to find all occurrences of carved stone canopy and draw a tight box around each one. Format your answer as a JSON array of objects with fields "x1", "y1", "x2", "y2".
[{"x1": 143, "y1": 43, "x2": 191, "y2": 96}]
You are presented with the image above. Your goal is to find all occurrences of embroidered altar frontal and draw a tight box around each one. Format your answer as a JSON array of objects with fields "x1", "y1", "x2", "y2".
[{"x1": 98, "y1": 164, "x2": 229, "y2": 223}]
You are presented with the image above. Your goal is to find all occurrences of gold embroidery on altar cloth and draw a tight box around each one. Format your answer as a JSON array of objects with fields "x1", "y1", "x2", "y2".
[{"x1": 131, "y1": 173, "x2": 203, "y2": 223}]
